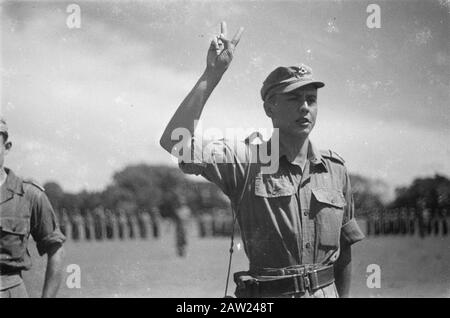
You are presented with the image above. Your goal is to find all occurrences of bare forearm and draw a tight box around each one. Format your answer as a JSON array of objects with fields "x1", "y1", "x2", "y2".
[
  {"x1": 334, "y1": 244, "x2": 352, "y2": 297},
  {"x1": 42, "y1": 245, "x2": 65, "y2": 298},
  {"x1": 159, "y1": 69, "x2": 223, "y2": 154}
]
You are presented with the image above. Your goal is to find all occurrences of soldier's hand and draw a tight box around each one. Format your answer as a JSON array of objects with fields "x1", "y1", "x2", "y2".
[{"x1": 206, "y1": 21, "x2": 244, "y2": 74}]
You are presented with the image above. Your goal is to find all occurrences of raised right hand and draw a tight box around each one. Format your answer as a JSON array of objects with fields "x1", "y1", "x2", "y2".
[{"x1": 206, "y1": 21, "x2": 244, "y2": 74}]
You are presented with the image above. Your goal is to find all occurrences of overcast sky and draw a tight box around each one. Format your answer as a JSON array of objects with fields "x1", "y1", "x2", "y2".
[{"x1": 1, "y1": 0, "x2": 449, "y2": 193}]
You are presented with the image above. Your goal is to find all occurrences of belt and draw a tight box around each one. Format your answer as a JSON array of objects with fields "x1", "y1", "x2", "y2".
[
  {"x1": 235, "y1": 265, "x2": 335, "y2": 297},
  {"x1": 0, "y1": 272, "x2": 23, "y2": 291},
  {"x1": 254, "y1": 264, "x2": 326, "y2": 276},
  {"x1": 0, "y1": 268, "x2": 22, "y2": 276}
]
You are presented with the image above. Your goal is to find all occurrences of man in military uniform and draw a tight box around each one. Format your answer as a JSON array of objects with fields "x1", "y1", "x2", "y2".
[
  {"x1": 174, "y1": 199, "x2": 191, "y2": 257},
  {"x1": 0, "y1": 118, "x2": 65, "y2": 297},
  {"x1": 159, "y1": 22, "x2": 364, "y2": 297}
]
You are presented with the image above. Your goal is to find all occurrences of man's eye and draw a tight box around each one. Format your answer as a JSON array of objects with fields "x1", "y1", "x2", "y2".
[{"x1": 307, "y1": 97, "x2": 317, "y2": 104}]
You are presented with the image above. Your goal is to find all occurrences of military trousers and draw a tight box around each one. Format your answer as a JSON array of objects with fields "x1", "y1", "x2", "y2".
[{"x1": 0, "y1": 280, "x2": 29, "y2": 298}]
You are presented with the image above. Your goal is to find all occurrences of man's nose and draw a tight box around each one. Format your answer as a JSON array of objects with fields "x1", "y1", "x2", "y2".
[{"x1": 298, "y1": 100, "x2": 309, "y2": 112}]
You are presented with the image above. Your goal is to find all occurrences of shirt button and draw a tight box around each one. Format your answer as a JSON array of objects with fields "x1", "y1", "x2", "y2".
[
  {"x1": 303, "y1": 211, "x2": 308, "y2": 216},
  {"x1": 305, "y1": 242, "x2": 311, "y2": 249}
]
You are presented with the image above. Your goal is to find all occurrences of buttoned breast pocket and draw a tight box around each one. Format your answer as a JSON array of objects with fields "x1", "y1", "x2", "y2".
[
  {"x1": 254, "y1": 173, "x2": 298, "y2": 218},
  {"x1": 254, "y1": 174, "x2": 296, "y2": 199},
  {"x1": 0, "y1": 217, "x2": 30, "y2": 260},
  {"x1": 311, "y1": 188, "x2": 346, "y2": 248}
]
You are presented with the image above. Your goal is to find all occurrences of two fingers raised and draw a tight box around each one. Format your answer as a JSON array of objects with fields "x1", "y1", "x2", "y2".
[{"x1": 217, "y1": 21, "x2": 244, "y2": 49}]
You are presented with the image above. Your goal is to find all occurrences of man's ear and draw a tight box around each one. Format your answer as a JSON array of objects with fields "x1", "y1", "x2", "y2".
[
  {"x1": 5, "y1": 141, "x2": 12, "y2": 150},
  {"x1": 263, "y1": 100, "x2": 275, "y2": 118}
]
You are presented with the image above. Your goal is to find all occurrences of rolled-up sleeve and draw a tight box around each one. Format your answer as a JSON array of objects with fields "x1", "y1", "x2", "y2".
[
  {"x1": 341, "y1": 167, "x2": 365, "y2": 245},
  {"x1": 341, "y1": 218, "x2": 365, "y2": 245},
  {"x1": 30, "y1": 190, "x2": 66, "y2": 256},
  {"x1": 179, "y1": 137, "x2": 249, "y2": 200}
]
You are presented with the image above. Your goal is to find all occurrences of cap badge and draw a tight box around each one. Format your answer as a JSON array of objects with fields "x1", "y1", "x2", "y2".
[{"x1": 298, "y1": 66, "x2": 308, "y2": 76}]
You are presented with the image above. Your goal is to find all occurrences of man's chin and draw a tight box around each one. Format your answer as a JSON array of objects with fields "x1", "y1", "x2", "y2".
[
  {"x1": 280, "y1": 128, "x2": 311, "y2": 139},
  {"x1": 292, "y1": 126, "x2": 312, "y2": 137}
]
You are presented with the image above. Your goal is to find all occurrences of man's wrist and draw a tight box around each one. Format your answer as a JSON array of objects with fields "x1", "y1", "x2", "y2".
[{"x1": 203, "y1": 67, "x2": 225, "y2": 83}]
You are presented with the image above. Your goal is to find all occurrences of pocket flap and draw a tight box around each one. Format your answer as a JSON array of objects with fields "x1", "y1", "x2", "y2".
[
  {"x1": 0, "y1": 217, "x2": 29, "y2": 235},
  {"x1": 311, "y1": 188, "x2": 346, "y2": 208},
  {"x1": 254, "y1": 175, "x2": 296, "y2": 198}
]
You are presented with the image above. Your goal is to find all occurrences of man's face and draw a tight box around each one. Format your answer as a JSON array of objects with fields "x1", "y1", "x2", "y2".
[
  {"x1": 265, "y1": 85, "x2": 318, "y2": 138},
  {"x1": 0, "y1": 135, "x2": 11, "y2": 169}
]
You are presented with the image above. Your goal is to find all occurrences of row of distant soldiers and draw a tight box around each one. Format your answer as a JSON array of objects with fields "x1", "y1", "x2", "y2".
[
  {"x1": 58, "y1": 208, "x2": 162, "y2": 241},
  {"x1": 197, "y1": 212, "x2": 237, "y2": 237},
  {"x1": 198, "y1": 208, "x2": 450, "y2": 238},
  {"x1": 365, "y1": 208, "x2": 449, "y2": 237},
  {"x1": 57, "y1": 207, "x2": 234, "y2": 242}
]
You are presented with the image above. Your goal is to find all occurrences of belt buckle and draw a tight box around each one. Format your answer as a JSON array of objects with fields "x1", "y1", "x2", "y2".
[
  {"x1": 310, "y1": 269, "x2": 320, "y2": 290},
  {"x1": 303, "y1": 274, "x2": 311, "y2": 292},
  {"x1": 248, "y1": 279, "x2": 260, "y2": 298}
]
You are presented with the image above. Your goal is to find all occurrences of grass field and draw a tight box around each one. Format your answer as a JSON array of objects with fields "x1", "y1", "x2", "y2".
[{"x1": 23, "y1": 221, "x2": 450, "y2": 298}]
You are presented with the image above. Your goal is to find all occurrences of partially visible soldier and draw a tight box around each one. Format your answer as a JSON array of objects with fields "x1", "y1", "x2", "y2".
[
  {"x1": 105, "y1": 209, "x2": 116, "y2": 240},
  {"x1": 174, "y1": 201, "x2": 191, "y2": 257},
  {"x1": 388, "y1": 209, "x2": 395, "y2": 235},
  {"x1": 117, "y1": 209, "x2": 127, "y2": 240},
  {"x1": 399, "y1": 207, "x2": 408, "y2": 235},
  {"x1": 424, "y1": 207, "x2": 432, "y2": 236},
  {"x1": 436, "y1": 209, "x2": 442, "y2": 235},
  {"x1": 59, "y1": 208, "x2": 70, "y2": 239},
  {"x1": 431, "y1": 209, "x2": 440, "y2": 236},
  {"x1": 84, "y1": 209, "x2": 94, "y2": 241},
  {"x1": 373, "y1": 209, "x2": 381, "y2": 235},
  {"x1": 381, "y1": 209, "x2": 389, "y2": 235},
  {"x1": 150, "y1": 206, "x2": 161, "y2": 239},
  {"x1": 197, "y1": 213, "x2": 211, "y2": 238},
  {"x1": 71, "y1": 209, "x2": 84, "y2": 241},
  {"x1": 441, "y1": 208, "x2": 448, "y2": 236},
  {"x1": 0, "y1": 118, "x2": 65, "y2": 297},
  {"x1": 392, "y1": 208, "x2": 400, "y2": 235},
  {"x1": 127, "y1": 211, "x2": 138, "y2": 240},
  {"x1": 417, "y1": 200, "x2": 429, "y2": 238},
  {"x1": 94, "y1": 207, "x2": 106, "y2": 241},
  {"x1": 364, "y1": 211, "x2": 370, "y2": 236},
  {"x1": 408, "y1": 207, "x2": 417, "y2": 235},
  {"x1": 137, "y1": 210, "x2": 150, "y2": 239},
  {"x1": 366, "y1": 209, "x2": 378, "y2": 236}
]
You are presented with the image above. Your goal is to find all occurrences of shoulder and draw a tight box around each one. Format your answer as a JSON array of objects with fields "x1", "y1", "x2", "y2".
[
  {"x1": 320, "y1": 149, "x2": 346, "y2": 165},
  {"x1": 319, "y1": 150, "x2": 350, "y2": 189},
  {"x1": 206, "y1": 137, "x2": 251, "y2": 163},
  {"x1": 14, "y1": 178, "x2": 50, "y2": 209},
  {"x1": 192, "y1": 137, "x2": 248, "y2": 157},
  {"x1": 22, "y1": 179, "x2": 46, "y2": 196}
]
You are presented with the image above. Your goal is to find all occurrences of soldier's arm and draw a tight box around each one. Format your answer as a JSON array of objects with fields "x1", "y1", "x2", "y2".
[
  {"x1": 334, "y1": 163, "x2": 365, "y2": 297},
  {"x1": 42, "y1": 244, "x2": 65, "y2": 298},
  {"x1": 159, "y1": 22, "x2": 244, "y2": 156},
  {"x1": 334, "y1": 240, "x2": 352, "y2": 297},
  {"x1": 28, "y1": 183, "x2": 66, "y2": 298}
]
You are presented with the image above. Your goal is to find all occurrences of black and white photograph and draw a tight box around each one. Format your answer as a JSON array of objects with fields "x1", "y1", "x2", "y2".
[{"x1": 0, "y1": 0, "x2": 449, "y2": 300}]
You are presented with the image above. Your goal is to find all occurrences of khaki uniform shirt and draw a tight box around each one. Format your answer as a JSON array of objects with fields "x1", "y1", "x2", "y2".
[
  {"x1": 0, "y1": 168, "x2": 65, "y2": 290},
  {"x1": 180, "y1": 137, "x2": 364, "y2": 273}
]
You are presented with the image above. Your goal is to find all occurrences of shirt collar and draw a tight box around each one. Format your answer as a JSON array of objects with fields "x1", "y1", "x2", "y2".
[
  {"x1": 276, "y1": 139, "x2": 327, "y2": 171},
  {"x1": 253, "y1": 136, "x2": 328, "y2": 172},
  {"x1": 308, "y1": 142, "x2": 327, "y2": 170},
  {"x1": 4, "y1": 168, "x2": 24, "y2": 194}
]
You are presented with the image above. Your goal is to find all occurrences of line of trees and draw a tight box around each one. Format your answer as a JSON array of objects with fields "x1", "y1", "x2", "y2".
[
  {"x1": 44, "y1": 164, "x2": 230, "y2": 220},
  {"x1": 389, "y1": 174, "x2": 450, "y2": 214}
]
